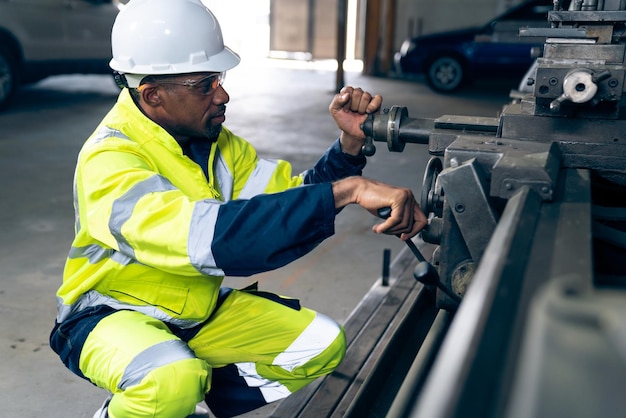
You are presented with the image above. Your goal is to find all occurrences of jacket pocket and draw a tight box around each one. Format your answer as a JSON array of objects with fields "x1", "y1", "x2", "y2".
[{"x1": 109, "y1": 280, "x2": 189, "y2": 315}]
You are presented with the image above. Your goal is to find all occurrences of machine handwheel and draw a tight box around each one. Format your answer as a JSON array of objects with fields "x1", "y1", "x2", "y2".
[{"x1": 421, "y1": 157, "x2": 443, "y2": 218}]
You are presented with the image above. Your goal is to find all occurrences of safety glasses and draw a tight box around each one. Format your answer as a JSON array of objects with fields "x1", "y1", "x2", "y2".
[{"x1": 141, "y1": 72, "x2": 225, "y2": 96}]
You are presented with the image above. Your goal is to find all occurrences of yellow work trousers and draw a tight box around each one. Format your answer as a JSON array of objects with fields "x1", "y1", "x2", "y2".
[{"x1": 78, "y1": 289, "x2": 346, "y2": 418}]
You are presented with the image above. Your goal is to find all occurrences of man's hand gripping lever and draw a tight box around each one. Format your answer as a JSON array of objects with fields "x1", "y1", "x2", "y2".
[{"x1": 377, "y1": 207, "x2": 462, "y2": 305}]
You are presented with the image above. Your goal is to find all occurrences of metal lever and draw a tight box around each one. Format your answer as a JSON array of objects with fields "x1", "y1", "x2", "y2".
[
  {"x1": 377, "y1": 207, "x2": 461, "y2": 304},
  {"x1": 550, "y1": 69, "x2": 609, "y2": 111}
]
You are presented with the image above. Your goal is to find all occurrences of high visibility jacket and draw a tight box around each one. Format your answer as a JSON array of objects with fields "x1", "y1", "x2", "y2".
[{"x1": 55, "y1": 89, "x2": 366, "y2": 328}]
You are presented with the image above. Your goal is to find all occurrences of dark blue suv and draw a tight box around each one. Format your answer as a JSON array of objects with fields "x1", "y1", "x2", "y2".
[{"x1": 394, "y1": 0, "x2": 561, "y2": 92}]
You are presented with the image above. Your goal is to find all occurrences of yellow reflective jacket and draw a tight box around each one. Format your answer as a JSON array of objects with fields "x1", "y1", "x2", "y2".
[{"x1": 55, "y1": 89, "x2": 366, "y2": 328}]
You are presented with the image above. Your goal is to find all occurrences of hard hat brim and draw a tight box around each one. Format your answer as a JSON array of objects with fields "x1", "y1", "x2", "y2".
[{"x1": 111, "y1": 46, "x2": 241, "y2": 88}]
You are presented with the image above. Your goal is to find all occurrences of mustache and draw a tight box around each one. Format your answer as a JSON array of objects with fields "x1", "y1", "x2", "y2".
[{"x1": 210, "y1": 105, "x2": 226, "y2": 119}]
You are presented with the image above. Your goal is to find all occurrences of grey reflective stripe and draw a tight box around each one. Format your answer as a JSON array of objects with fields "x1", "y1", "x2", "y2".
[
  {"x1": 188, "y1": 199, "x2": 224, "y2": 276},
  {"x1": 88, "y1": 126, "x2": 131, "y2": 146},
  {"x1": 119, "y1": 340, "x2": 196, "y2": 390},
  {"x1": 56, "y1": 291, "x2": 201, "y2": 329},
  {"x1": 214, "y1": 149, "x2": 233, "y2": 201},
  {"x1": 68, "y1": 244, "x2": 138, "y2": 266},
  {"x1": 272, "y1": 312, "x2": 341, "y2": 372},
  {"x1": 73, "y1": 175, "x2": 81, "y2": 233},
  {"x1": 109, "y1": 175, "x2": 177, "y2": 259},
  {"x1": 236, "y1": 362, "x2": 291, "y2": 403},
  {"x1": 69, "y1": 244, "x2": 112, "y2": 264},
  {"x1": 238, "y1": 159, "x2": 279, "y2": 199}
]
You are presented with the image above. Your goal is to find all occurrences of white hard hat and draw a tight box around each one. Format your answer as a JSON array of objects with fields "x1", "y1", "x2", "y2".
[{"x1": 109, "y1": 0, "x2": 240, "y2": 87}]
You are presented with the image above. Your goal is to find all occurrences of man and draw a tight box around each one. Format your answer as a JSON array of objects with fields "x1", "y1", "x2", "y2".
[{"x1": 49, "y1": 0, "x2": 426, "y2": 417}]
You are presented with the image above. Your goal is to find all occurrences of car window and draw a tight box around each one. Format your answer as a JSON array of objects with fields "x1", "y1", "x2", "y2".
[
  {"x1": 499, "y1": 0, "x2": 572, "y2": 21},
  {"x1": 481, "y1": 1, "x2": 556, "y2": 43},
  {"x1": 502, "y1": 5, "x2": 553, "y2": 21}
]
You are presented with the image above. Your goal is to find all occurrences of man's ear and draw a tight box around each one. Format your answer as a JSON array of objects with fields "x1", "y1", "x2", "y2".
[{"x1": 139, "y1": 84, "x2": 163, "y2": 107}]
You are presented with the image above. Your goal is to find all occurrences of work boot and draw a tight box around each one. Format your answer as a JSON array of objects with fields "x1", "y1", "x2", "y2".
[{"x1": 93, "y1": 396, "x2": 211, "y2": 417}]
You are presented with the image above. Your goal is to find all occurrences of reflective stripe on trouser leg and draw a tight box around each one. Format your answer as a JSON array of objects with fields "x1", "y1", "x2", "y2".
[
  {"x1": 79, "y1": 310, "x2": 210, "y2": 418},
  {"x1": 189, "y1": 290, "x2": 347, "y2": 418}
]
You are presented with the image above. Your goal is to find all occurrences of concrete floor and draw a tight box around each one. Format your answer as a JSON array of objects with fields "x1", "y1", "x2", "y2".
[{"x1": 0, "y1": 59, "x2": 512, "y2": 417}]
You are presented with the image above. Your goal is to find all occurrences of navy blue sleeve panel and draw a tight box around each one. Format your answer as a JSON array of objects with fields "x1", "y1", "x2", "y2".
[
  {"x1": 212, "y1": 183, "x2": 336, "y2": 276},
  {"x1": 302, "y1": 139, "x2": 366, "y2": 184}
]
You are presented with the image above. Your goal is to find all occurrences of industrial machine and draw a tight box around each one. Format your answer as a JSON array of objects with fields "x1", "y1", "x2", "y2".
[{"x1": 272, "y1": 1, "x2": 626, "y2": 417}]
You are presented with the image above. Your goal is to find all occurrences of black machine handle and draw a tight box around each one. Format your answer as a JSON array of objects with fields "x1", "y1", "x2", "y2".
[{"x1": 377, "y1": 207, "x2": 461, "y2": 304}]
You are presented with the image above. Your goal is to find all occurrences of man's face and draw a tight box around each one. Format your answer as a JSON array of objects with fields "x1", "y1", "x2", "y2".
[{"x1": 144, "y1": 72, "x2": 230, "y2": 142}]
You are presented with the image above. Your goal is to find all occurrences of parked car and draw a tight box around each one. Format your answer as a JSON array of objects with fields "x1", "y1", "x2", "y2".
[
  {"x1": 394, "y1": 0, "x2": 564, "y2": 93},
  {"x1": 0, "y1": 0, "x2": 124, "y2": 110}
]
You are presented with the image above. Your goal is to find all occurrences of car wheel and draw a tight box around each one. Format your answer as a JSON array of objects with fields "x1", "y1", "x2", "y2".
[
  {"x1": 425, "y1": 55, "x2": 465, "y2": 93},
  {"x1": 0, "y1": 44, "x2": 19, "y2": 110}
]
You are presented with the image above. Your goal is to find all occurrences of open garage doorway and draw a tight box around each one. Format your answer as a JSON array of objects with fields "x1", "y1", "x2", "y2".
[{"x1": 203, "y1": 0, "x2": 363, "y2": 71}]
